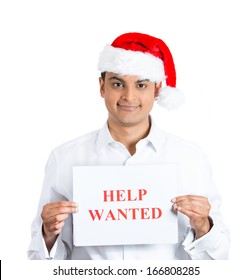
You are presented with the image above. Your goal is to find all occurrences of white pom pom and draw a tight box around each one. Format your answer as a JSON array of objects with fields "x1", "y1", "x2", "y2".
[{"x1": 157, "y1": 86, "x2": 185, "y2": 110}]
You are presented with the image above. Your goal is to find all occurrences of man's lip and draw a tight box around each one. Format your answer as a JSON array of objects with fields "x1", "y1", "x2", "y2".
[{"x1": 117, "y1": 104, "x2": 140, "y2": 111}]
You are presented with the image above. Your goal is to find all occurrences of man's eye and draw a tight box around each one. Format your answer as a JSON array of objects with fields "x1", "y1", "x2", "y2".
[
  {"x1": 137, "y1": 83, "x2": 147, "y2": 88},
  {"x1": 112, "y1": 82, "x2": 123, "y2": 88}
]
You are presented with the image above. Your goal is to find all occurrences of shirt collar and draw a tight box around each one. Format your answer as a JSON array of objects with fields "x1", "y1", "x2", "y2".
[
  {"x1": 145, "y1": 118, "x2": 166, "y2": 152},
  {"x1": 96, "y1": 121, "x2": 115, "y2": 153},
  {"x1": 96, "y1": 117, "x2": 166, "y2": 153}
]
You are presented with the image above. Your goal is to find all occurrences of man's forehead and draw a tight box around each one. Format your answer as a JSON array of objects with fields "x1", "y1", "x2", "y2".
[{"x1": 106, "y1": 72, "x2": 150, "y2": 83}]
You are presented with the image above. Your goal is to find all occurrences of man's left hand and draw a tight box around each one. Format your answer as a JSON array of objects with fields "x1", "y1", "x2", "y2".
[{"x1": 172, "y1": 195, "x2": 212, "y2": 239}]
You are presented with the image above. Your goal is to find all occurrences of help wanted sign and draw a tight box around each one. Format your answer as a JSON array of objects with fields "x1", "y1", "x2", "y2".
[{"x1": 73, "y1": 164, "x2": 178, "y2": 246}]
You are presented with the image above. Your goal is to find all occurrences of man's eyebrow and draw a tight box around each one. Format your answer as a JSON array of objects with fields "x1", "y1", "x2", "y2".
[
  {"x1": 108, "y1": 76, "x2": 150, "y2": 83},
  {"x1": 136, "y1": 79, "x2": 150, "y2": 83},
  {"x1": 108, "y1": 76, "x2": 125, "y2": 83}
]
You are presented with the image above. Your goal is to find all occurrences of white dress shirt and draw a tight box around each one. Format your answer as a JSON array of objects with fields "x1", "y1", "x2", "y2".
[{"x1": 28, "y1": 120, "x2": 230, "y2": 260}]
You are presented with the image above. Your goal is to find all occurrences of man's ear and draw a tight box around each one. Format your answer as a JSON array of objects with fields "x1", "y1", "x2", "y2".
[
  {"x1": 99, "y1": 77, "x2": 105, "y2": 98},
  {"x1": 154, "y1": 82, "x2": 162, "y2": 98}
]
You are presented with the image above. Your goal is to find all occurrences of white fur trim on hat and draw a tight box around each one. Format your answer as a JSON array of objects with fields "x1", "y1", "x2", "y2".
[
  {"x1": 98, "y1": 45, "x2": 166, "y2": 82},
  {"x1": 157, "y1": 86, "x2": 185, "y2": 110}
]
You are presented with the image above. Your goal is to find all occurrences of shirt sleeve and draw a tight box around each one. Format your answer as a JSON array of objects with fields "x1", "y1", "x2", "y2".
[
  {"x1": 183, "y1": 223, "x2": 230, "y2": 259},
  {"x1": 27, "y1": 151, "x2": 69, "y2": 260},
  {"x1": 182, "y1": 152, "x2": 230, "y2": 260},
  {"x1": 27, "y1": 223, "x2": 67, "y2": 260}
]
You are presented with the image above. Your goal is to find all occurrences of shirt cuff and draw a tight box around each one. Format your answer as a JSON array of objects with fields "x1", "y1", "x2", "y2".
[
  {"x1": 28, "y1": 221, "x2": 51, "y2": 260},
  {"x1": 42, "y1": 231, "x2": 59, "y2": 260},
  {"x1": 182, "y1": 224, "x2": 220, "y2": 259}
]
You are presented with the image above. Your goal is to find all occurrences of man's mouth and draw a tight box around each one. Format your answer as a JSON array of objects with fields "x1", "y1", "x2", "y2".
[{"x1": 117, "y1": 103, "x2": 140, "y2": 111}]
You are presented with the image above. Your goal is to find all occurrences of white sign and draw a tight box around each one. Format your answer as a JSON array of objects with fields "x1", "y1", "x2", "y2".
[{"x1": 73, "y1": 164, "x2": 178, "y2": 246}]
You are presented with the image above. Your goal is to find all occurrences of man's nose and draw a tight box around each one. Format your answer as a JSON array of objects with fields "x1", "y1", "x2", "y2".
[{"x1": 121, "y1": 86, "x2": 136, "y2": 101}]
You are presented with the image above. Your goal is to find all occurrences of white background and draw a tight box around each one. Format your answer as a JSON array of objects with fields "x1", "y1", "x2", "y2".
[{"x1": 0, "y1": 0, "x2": 250, "y2": 270}]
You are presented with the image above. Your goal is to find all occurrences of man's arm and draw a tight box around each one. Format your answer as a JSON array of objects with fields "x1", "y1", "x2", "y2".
[{"x1": 172, "y1": 194, "x2": 230, "y2": 260}]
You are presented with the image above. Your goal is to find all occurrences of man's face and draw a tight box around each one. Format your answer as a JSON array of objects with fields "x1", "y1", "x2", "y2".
[{"x1": 99, "y1": 72, "x2": 161, "y2": 127}]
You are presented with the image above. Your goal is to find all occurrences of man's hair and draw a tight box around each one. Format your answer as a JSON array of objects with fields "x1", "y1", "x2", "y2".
[{"x1": 101, "y1": 72, "x2": 106, "y2": 80}]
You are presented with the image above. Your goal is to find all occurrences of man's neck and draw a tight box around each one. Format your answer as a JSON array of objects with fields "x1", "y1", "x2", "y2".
[{"x1": 107, "y1": 117, "x2": 151, "y2": 155}]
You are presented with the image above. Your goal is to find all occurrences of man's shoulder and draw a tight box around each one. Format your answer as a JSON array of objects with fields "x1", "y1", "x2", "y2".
[
  {"x1": 52, "y1": 129, "x2": 100, "y2": 155},
  {"x1": 167, "y1": 132, "x2": 202, "y2": 149},
  {"x1": 161, "y1": 130, "x2": 206, "y2": 157}
]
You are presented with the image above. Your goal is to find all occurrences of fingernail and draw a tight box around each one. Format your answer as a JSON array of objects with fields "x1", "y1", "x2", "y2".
[
  {"x1": 177, "y1": 206, "x2": 182, "y2": 211},
  {"x1": 75, "y1": 207, "x2": 79, "y2": 213},
  {"x1": 171, "y1": 198, "x2": 176, "y2": 203},
  {"x1": 173, "y1": 203, "x2": 178, "y2": 210}
]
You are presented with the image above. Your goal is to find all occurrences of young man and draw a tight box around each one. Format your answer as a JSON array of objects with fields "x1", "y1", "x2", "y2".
[{"x1": 28, "y1": 32, "x2": 230, "y2": 260}]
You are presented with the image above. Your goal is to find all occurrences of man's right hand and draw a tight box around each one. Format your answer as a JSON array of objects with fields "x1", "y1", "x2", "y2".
[{"x1": 41, "y1": 201, "x2": 78, "y2": 252}]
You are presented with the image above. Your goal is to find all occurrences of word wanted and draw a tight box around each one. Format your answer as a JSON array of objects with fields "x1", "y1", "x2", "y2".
[{"x1": 88, "y1": 189, "x2": 162, "y2": 221}]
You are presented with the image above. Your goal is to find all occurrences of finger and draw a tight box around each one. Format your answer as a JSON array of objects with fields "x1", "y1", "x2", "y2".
[
  {"x1": 171, "y1": 195, "x2": 209, "y2": 207},
  {"x1": 176, "y1": 208, "x2": 211, "y2": 237},
  {"x1": 44, "y1": 213, "x2": 69, "y2": 225},
  {"x1": 43, "y1": 214, "x2": 68, "y2": 233},
  {"x1": 42, "y1": 207, "x2": 78, "y2": 223},
  {"x1": 43, "y1": 201, "x2": 78, "y2": 212},
  {"x1": 175, "y1": 200, "x2": 210, "y2": 210},
  {"x1": 49, "y1": 205, "x2": 78, "y2": 217},
  {"x1": 173, "y1": 203, "x2": 209, "y2": 216},
  {"x1": 172, "y1": 195, "x2": 208, "y2": 202},
  {"x1": 44, "y1": 220, "x2": 65, "y2": 235},
  {"x1": 42, "y1": 203, "x2": 78, "y2": 220},
  {"x1": 178, "y1": 207, "x2": 201, "y2": 219}
]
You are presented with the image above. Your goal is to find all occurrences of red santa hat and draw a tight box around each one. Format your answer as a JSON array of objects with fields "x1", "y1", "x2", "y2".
[{"x1": 98, "y1": 32, "x2": 184, "y2": 110}]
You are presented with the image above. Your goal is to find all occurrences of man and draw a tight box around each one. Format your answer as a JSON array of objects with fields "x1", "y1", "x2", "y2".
[{"x1": 28, "y1": 32, "x2": 230, "y2": 260}]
